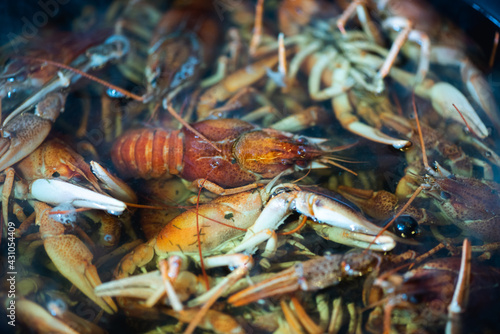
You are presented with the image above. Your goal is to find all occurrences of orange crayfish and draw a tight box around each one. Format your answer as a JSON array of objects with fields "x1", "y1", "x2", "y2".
[{"x1": 111, "y1": 118, "x2": 348, "y2": 188}]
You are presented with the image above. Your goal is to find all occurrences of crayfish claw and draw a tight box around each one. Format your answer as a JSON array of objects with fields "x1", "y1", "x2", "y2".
[
  {"x1": 35, "y1": 202, "x2": 118, "y2": 314},
  {"x1": 30, "y1": 179, "x2": 126, "y2": 215}
]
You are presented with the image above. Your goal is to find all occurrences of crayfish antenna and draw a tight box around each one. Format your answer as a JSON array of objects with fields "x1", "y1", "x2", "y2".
[
  {"x1": 365, "y1": 93, "x2": 429, "y2": 250},
  {"x1": 14, "y1": 56, "x2": 144, "y2": 102},
  {"x1": 489, "y1": 31, "x2": 499, "y2": 69},
  {"x1": 452, "y1": 103, "x2": 478, "y2": 138},
  {"x1": 314, "y1": 141, "x2": 361, "y2": 175},
  {"x1": 318, "y1": 157, "x2": 358, "y2": 176},
  {"x1": 14, "y1": 56, "x2": 221, "y2": 153},
  {"x1": 412, "y1": 93, "x2": 430, "y2": 171},
  {"x1": 163, "y1": 102, "x2": 221, "y2": 153}
]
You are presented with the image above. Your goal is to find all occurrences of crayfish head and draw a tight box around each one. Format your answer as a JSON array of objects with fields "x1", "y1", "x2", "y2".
[
  {"x1": 423, "y1": 173, "x2": 500, "y2": 241},
  {"x1": 233, "y1": 130, "x2": 326, "y2": 179},
  {"x1": 0, "y1": 57, "x2": 37, "y2": 99}
]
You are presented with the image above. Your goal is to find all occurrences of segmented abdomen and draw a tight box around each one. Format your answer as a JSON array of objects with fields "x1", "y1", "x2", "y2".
[{"x1": 111, "y1": 128, "x2": 183, "y2": 179}]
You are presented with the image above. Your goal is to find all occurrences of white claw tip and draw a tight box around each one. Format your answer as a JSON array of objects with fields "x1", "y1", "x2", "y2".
[
  {"x1": 31, "y1": 179, "x2": 126, "y2": 215},
  {"x1": 392, "y1": 140, "x2": 411, "y2": 149}
]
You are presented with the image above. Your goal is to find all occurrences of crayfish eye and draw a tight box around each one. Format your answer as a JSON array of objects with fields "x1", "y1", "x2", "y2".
[
  {"x1": 440, "y1": 191, "x2": 451, "y2": 200},
  {"x1": 107, "y1": 88, "x2": 126, "y2": 98},
  {"x1": 103, "y1": 234, "x2": 115, "y2": 244},
  {"x1": 408, "y1": 295, "x2": 420, "y2": 304},
  {"x1": 15, "y1": 70, "x2": 27, "y2": 82},
  {"x1": 296, "y1": 136, "x2": 308, "y2": 145},
  {"x1": 52, "y1": 172, "x2": 60, "y2": 178},
  {"x1": 391, "y1": 215, "x2": 420, "y2": 239}
]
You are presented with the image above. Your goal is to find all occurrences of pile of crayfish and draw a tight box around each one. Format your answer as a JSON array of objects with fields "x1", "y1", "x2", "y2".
[{"x1": 1, "y1": 0, "x2": 500, "y2": 333}]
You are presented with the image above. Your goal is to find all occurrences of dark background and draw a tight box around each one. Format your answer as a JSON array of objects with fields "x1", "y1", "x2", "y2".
[
  {"x1": 0, "y1": 1, "x2": 499, "y2": 334},
  {"x1": 0, "y1": 0, "x2": 499, "y2": 54}
]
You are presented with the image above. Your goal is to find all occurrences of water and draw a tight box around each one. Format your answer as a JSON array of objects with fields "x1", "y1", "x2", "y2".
[{"x1": 1, "y1": 1, "x2": 500, "y2": 333}]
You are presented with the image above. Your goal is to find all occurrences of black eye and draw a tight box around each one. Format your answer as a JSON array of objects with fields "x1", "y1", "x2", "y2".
[
  {"x1": 440, "y1": 191, "x2": 451, "y2": 200},
  {"x1": 15, "y1": 70, "x2": 27, "y2": 82},
  {"x1": 391, "y1": 215, "x2": 420, "y2": 239},
  {"x1": 296, "y1": 136, "x2": 308, "y2": 145},
  {"x1": 408, "y1": 295, "x2": 420, "y2": 304},
  {"x1": 52, "y1": 172, "x2": 60, "y2": 177},
  {"x1": 484, "y1": 151, "x2": 492, "y2": 158}
]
